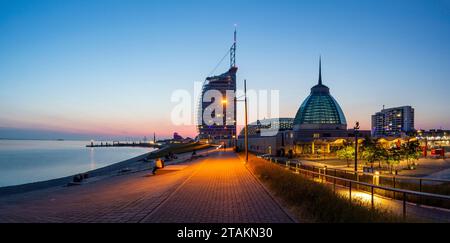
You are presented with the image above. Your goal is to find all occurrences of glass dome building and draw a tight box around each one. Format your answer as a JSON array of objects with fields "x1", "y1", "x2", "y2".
[
  {"x1": 294, "y1": 58, "x2": 347, "y2": 134},
  {"x1": 236, "y1": 59, "x2": 364, "y2": 156}
]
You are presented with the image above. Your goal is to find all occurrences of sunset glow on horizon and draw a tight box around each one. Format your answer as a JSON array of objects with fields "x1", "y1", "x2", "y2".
[{"x1": 1, "y1": 0, "x2": 450, "y2": 140}]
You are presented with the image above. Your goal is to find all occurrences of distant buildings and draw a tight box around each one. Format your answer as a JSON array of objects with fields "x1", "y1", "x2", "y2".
[
  {"x1": 416, "y1": 129, "x2": 450, "y2": 149},
  {"x1": 371, "y1": 106, "x2": 415, "y2": 137},
  {"x1": 173, "y1": 132, "x2": 183, "y2": 140},
  {"x1": 155, "y1": 132, "x2": 194, "y2": 145}
]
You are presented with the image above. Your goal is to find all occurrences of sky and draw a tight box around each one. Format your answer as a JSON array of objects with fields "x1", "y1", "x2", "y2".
[{"x1": 0, "y1": 0, "x2": 450, "y2": 140}]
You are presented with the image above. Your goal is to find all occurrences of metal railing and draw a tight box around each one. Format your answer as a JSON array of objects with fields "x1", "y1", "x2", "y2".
[
  {"x1": 268, "y1": 156, "x2": 450, "y2": 196},
  {"x1": 313, "y1": 164, "x2": 450, "y2": 184},
  {"x1": 304, "y1": 164, "x2": 450, "y2": 196},
  {"x1": 264, "y1": 157, "x2": 450, "y2": 219}
]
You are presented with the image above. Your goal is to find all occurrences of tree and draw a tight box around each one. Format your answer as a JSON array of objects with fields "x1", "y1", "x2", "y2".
[
  {"x1": 362, "y1": 138, "x2": 376, "y2": 168},
  {"x1": 361, "y1": 136, "x2": 375, "y2": 151},
  {"x1": 386, "y1": 146, "x2": 402, "y2": 173},
  {"x1": 336, "y1": 146, "x2": 355, "y2": 167},
  {"x1": 362, "y1": 141, "x2": 386, "y2": 169},
  {"x1": 401, "y1": 140, "x2": 421, "y2": 168},
  {"x1": 378, "y1": 146, "x2": 389, "y2": 168}
]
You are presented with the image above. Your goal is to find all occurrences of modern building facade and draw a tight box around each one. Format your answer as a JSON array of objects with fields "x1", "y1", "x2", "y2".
[
  {"x1": 371, "y1": 106, "x2": 415, "y2": 137},
  {"x1": 197, "y1": 31, "x2": 237, "y2": 147},
  {"x1": 237, "y1": 118, "x2": 295, "y2": 156}
]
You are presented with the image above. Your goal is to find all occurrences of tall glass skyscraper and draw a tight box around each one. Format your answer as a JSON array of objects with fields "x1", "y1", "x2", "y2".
[{"x1": 197, "y1": 31, "x2": 237, "y2": 146}]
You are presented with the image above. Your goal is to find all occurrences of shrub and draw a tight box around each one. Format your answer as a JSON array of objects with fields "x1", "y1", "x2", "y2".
[{"x1": 245, "y1": 154, "x2": 403, "y2": 223}]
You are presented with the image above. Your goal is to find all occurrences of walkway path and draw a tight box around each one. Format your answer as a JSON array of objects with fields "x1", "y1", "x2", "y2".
[{"x1": 0, "y1": 150, "x2": 294, "y2": 223}]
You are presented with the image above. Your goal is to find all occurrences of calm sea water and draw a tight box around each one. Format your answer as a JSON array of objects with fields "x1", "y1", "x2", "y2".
[{"x1": 0, "y1": 140, "x2": 155, "y2": 187}]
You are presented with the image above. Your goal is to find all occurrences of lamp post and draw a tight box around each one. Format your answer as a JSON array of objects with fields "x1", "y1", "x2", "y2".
[
  {"x1": 244, "y1": 79, "x2": 248, "y2": 163},
  {"x1": 354, "y1": 121, "x2": 360, "y2": 172},
  {"x1": 222, "y1": 98, "x2": 229, "y2": 148},
  {"x1": 234, "y1": 79, "x2": 249, "y2": 163}
]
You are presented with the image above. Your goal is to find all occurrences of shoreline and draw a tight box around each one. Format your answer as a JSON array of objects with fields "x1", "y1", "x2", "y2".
[
  {"x1": 0, "y1": 144, "x2": 213, "y2": 197},
  {"x1": 0, "y1": 150, "x2": 155, "y2": 197}
]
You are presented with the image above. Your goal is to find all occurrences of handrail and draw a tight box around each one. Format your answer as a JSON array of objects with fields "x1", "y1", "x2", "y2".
[
  {"x1": 293, "y1": 165, "x2": 450, "y2": 201},
  {"x1": 356, "y1": 170, "x2": 450, "y2": 183},
  {"x1": 285, "y1": 158, "x2": 450, "y2": 183}
]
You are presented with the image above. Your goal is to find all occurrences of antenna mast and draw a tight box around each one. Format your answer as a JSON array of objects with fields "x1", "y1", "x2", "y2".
[
  {"x1": 318, "y1": 56, "x2": 322, "y2": 85},
  {"x1": 230, "y1": 26, "x2": 237, "y2": 68}
]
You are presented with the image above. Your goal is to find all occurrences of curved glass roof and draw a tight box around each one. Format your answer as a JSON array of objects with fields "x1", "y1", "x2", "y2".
[{"x1": 294, "y1": 93, "x2": 346, "y2": 125}]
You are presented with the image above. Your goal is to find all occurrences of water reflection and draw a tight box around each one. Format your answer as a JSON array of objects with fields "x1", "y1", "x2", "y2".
[
  {"x1": 90, "y1": 148, "x2": 96, "y2": 170},
  {"x1": 0, "y1": 140, "x2": 155, "y2": 187}
]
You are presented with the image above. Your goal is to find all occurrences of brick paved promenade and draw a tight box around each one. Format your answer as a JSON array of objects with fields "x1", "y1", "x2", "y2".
[{"x1": 0, "y1": 150, "x2": 294, "y2": 223}]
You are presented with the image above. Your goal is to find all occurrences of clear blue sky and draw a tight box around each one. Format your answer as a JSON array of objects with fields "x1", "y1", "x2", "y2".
[{"x1": 1, "y1": 0, "x2": 449, "y2": 139}]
